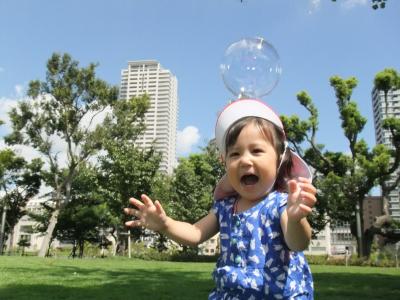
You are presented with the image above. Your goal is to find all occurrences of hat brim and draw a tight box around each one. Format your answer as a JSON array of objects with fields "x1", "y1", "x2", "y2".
[
  {"x1": 289, "y1": 150, "x2": 312, "y2": 180},
  {"x1": 215, "y1": 99, "x2": 283, "y2": 155},
  {"x1": 215, "y1": 99, "x2": 312, "y2": 181}
]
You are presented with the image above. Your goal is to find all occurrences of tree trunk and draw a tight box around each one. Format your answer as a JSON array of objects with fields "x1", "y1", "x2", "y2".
[
  {"x1": 38, "y1": 209, "x2": 59, "y2": 257},
  {"x1": 110, "y1": 230, "x2": 118, "y2": 256},
  {"x1": 355, "y1": 201, "x2": 364, "y2": 257},
  {"x1": 7, "y1": 228, "x2": 14, "y2": 254},
  {"x1": 381, "y1": 182, "x2": 390, "y2": 216},
  {"x1": 0, "y1": 207, "x2": 7, "y2": 254},
  {"x1": 79, "y1": 240, "x2": 84, "y2": 258},
  {"x1": 70, "y1": 241, "x2": 77, "y2": 258}
]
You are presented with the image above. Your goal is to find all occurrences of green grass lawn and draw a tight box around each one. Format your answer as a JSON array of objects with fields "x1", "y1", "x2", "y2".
[{"x1": 0, "y1": 256, "x2": 399, "y2": 299}]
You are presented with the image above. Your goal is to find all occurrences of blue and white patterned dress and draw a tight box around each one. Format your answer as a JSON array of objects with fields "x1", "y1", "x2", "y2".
[{"x1": 209, "y1": 191, "x2": 314, "y2": 300}]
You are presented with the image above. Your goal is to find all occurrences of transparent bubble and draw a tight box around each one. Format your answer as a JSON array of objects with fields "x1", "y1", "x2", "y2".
[{"x1": 220, "y1": 37, "x2": 282, "y2": 99}]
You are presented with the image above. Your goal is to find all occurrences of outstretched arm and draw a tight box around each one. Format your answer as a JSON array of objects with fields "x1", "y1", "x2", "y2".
[
  {"x1": 280, "y1": 177, "x2": 317, "y2": 251},
  {"x1": 124, "y1": 194, "x2": 219, "y2": 247}
]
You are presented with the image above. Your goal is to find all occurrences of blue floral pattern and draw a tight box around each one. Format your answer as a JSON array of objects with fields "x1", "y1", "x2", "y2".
[{"x1": 209, "y1": 191, "x2": 314, "y2": 300}]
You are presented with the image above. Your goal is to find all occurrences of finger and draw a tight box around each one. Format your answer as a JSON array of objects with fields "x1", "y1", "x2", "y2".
[
  {"x1": 154, "y1": 200, "x2": 166, "y2": 215},
  {"x1": 287, "y1": 180, "x2": 300, "y2": 203},
  {"x1": 297, "y1": 176, "x2": 311, "y2": 183},
  {"x1": 298, "y1": 203, "x2": 313, "y2": 215},
  {"x1": 299, "y1": 191, "x2": 317, "y2": 208},
  {"x1": 129, "y1": 197, "x2": 145, "y2": 210},
  {"x1": 141, "y1": 194, "x2": 154, "y2": 208},
  {"x1": 125, "y1": 220, "x2": 143, "y2": 227},
  {"x1": 298, "y1": 182, "x2": 317, "y2": 195},
  {"x1": 124, "y1": 208, "x2": 141, "y2": 217}
]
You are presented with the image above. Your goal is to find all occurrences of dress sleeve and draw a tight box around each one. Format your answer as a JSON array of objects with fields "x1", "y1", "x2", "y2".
[
  {"x1": 277, "y1": 192, "x2": 288, "y2": 216},
  {"x1": 210, "y1": 199, "x2": 221, "y2": 216}
]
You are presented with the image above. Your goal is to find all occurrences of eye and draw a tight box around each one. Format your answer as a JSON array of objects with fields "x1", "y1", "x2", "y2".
[
  {"x1": 252, "y1": 148, "x2": 264, "y2": 154},
  {"x1": 228, "y1": 151, "x2": 239, "y2": 158}
]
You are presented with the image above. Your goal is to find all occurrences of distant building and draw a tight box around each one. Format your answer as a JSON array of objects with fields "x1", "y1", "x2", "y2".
[
  {"x1": 329, "y1": 221, "x2": 357, "y2": 255},
  {"x1": 305, "y1": 195, "x2": 382, "y2": 257},
  {"x1": 371, "y1": 87, "x2": 400, "y2": 220},
  {"x1": 6, "y1": 198, "x2": 66, "y2": 252},
  {"x1": 119, "y1": 60, "x2": 179, "y2": 174},
  {"x1": 304, "y1": 224, "x2": 332, "y2": 256},
  {"x1": 198, "y1": 233, "x2": 219, "y2": 256},
  {"x1": 363, "y1": 195, "x2": 383, "y2": 231},
  {"x1": 304, "y1": 221, "x2": 357, "y2": 256}
]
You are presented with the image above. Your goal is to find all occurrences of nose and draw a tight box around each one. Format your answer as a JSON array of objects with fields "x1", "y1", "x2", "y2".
[{"x1": 239, "y1": 152, "x2": 253, "y2": 167}]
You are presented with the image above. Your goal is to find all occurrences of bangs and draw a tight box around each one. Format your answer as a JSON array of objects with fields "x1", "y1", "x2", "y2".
[{"x1": 225, "y1": 117, "x2": 284, "y2": 156}]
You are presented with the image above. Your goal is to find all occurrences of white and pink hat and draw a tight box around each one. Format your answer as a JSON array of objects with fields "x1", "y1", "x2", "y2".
[{"x1": 215, "y1": 99, "x2": 312, "y2": 180}]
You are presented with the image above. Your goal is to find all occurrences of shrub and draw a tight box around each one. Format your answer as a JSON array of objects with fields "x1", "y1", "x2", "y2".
[{"x1": 305, "y1": 254, "x2": 397, "y2": 267}]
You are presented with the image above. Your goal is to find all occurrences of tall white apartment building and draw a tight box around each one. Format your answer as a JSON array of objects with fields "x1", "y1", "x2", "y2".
[
  {"x1": 371, "y1": 87, "x2": 400, "y2": 220},
  {"x1": 119, "y1": 60, "x2": 178, "y2": 174}
]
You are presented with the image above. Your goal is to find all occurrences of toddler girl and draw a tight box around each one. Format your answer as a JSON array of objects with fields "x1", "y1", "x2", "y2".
[{"x1": 125, "y1": 99, "x2": 316, "y2": 299}]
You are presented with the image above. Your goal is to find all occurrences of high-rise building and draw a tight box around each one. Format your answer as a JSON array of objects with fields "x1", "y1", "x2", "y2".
[
  {"x1": 119, "y1": 60, "x2": 178, "y2": 174},
  {"x1": 371, "y1": 87, "x2": 400, "y2": 220}
]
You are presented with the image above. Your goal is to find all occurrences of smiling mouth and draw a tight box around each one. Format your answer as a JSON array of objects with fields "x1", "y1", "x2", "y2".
[{"x1": 240, "y1": 174, "x2": 259, "y2": 186}]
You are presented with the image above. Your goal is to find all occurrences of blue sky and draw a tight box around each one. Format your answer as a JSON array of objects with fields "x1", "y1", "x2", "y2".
[{"x1": 1, "y1": 0, "x2": 399, "y2": 157}]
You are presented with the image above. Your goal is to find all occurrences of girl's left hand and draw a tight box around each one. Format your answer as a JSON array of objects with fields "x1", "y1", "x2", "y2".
[
  {"x1": 286, "y1": 177, "x2": 317, "y2": 222},
  {"x1": 213, "y1": 174, "x2": 237, "y2": 200}
]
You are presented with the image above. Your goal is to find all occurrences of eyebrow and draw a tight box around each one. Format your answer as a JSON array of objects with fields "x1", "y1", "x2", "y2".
[{"x1": 228, "y1": 141, "x2": 270, "y2": 151}]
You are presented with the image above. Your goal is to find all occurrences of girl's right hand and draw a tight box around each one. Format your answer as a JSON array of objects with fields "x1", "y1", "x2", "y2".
[{"x1": 124, "y1": 194, "x2": 169, "y2": 232}]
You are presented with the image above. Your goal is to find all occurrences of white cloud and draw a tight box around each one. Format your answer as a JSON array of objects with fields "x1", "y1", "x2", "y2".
[
  {"x1": 14, "y1": 84, "x2": 24, "y2": 98},
  {"x1": 177, "y1": 126, "x2": 200, "y2": 155},
  {"x1": 308, "y1": 0, "x2": 321, "y2": 14},
  {"x1": 80, "y1": 105, "x2": 112, "y2": 131},
  {"x1": 0, "y1": 97, "x2": 19, "y2": 132},
  {"x1": 341, "y1": 0, "x2": 368, "y2": 9},
  {"x1": 0, "y1": 95, "x2": 114, "y2": 170},
  {"x1": 10, "y1": 144, "x2": 43, "y2": 162},
  {"x1": 0, "y1": 96, "x2": 71, "y2": 168}
]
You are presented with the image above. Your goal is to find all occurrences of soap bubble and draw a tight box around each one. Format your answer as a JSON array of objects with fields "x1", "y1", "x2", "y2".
[{"x1": 220, "y1": 37, "x2": 282, "y2": 99}]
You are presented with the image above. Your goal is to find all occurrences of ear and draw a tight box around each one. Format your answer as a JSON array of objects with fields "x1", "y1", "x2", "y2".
[{"x1": 219, "y1": 154, "x2": 228, "y2": 170}]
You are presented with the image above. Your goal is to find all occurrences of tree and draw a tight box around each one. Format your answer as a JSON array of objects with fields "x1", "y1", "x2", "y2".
[
  {"x1": 54, "y1": 164, "x2": 108, "y2": 258},
  {"x1": 168, "y1": 140, "x2": 224, "y2": 252},
  {"x1": 5, "y1": 53, "x2": 119, "y2": 256},
  {"x1": 281, "y1": 71, "x2": 400, "y2": 257},
  {"x1": 17, "y1": 237, "x2": 31, "y2": 256},
  {"x1": 0, "y1": 148, "x2": 42, "y2": 254},
  {"x1": 97, "y1": 94, "x2": 162, "y2": 255},
  {"x1": 369, "y1": 68, "x2": 400, "y2": 246}
]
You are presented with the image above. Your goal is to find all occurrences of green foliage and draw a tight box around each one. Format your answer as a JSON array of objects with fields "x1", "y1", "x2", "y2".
[
  {"x1": 4, "y1": 52, "x2": 119, "y2": 256},
  {"x1": 17, "y1": 238, "x2": 31, "y2": 256},
  {"x1": 169, "y1": 141, "x2": 224, "y2": 224},
  {"x1": 5, "y1": 52, "x2": 118, "y2": 191},
  {"x1": 0, "y1": 148, "x2": 42, "y2": 237},
  {"x1": 306, "y1": 254, "x2": 398, "y2": 267},
  {"x1": 99, "y1": 143, "x2": 162, "y2": 241},
  {"x1": 281, "y1": 69, "x2": 400, "y2": 256},
  {"x1": 374, "y1": 68, "x2": 400, "y2": 93},
  {"x1": 96, "y1": 94, "x2": 162, "y2": 247},
  {"x1": 55, "y1": 165, "x2": 108, "y2": 257}
]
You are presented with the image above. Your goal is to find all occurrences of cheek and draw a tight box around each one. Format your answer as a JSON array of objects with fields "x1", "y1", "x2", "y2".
[{"x1": 225, "y1": 161, "x2": 237, "y2": 176}]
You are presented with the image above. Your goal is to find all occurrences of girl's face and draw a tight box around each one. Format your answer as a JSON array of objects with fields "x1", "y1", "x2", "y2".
[{"x1": 225, "y1": 122, "x2": 278, "y2": 203}]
